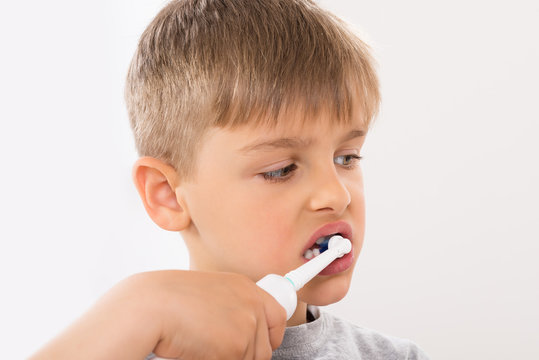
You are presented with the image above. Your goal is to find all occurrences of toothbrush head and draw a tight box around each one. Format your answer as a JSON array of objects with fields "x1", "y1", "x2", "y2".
[{"x1": 328, "y1": 235, "x2": 352, "y2": 257}]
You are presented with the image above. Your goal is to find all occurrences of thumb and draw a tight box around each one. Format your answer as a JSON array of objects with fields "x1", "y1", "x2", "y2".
[{"x1": 256, "y1": 287, "x2": 287, "y2": 350}]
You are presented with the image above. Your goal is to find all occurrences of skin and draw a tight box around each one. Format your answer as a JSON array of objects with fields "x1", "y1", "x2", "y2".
[
  {"x1": 169, "y1": 107, "x2": 367, "y2": 326},
  {"x1": 30, "y1": 105, "x2": 368, "y2": 360}
]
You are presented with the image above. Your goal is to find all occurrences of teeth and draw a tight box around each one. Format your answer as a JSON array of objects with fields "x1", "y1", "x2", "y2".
[
  {"x1": 312, "y1": 248, "x2": 320, "y2": 257},
  {"x1": 315, "y1": 237, "x2": 324, "y2": 244},
  {"x1": 303, "y1": 249, "x2": 314, "y2": 259}
]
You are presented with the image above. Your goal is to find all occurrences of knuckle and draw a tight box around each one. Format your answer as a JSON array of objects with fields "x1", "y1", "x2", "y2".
[
  {"x1": 241, "y1": 312, "x2": 258, "y2": 332},
  {"x1": 277, "y1": 305, "x2": 287, "y2": 322},
  {"x1": 260, "y1": 345, "x2": 273, "y2": 360},
  {"x1": 230, "y1": 338, "x2": 249, "y2": 357},
  {"x1": 228, "y1": 273, "x2": 258, "y2": 298},
  {"x1": 231, "y1": 272, "x2": 252, "y2": 286},
  {"x1": 217, "y1": 337, "x2": 246, "y2": 358}
]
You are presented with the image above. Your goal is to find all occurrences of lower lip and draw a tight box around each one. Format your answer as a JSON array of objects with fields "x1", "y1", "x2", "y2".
[{"x1": 301, "y1": 247, "x2": 354, "y2": 276}]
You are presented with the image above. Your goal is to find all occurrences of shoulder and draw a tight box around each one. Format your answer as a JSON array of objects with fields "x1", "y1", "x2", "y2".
[{"x1": 323, "y1": 311, "x2": 431, "y2": 360}]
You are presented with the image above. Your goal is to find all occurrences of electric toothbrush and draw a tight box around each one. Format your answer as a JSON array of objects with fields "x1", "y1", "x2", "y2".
[{"x1": 256, "y1": 235, "x2": 351, "y2": 320}]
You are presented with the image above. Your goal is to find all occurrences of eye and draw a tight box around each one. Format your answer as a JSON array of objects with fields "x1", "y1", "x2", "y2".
[
  {"x1": 261, "y1": 163, "x2": 298, "y2": 183},
  {"x1": 334, "y1": 154, "x2": 362, "y2": 167}
]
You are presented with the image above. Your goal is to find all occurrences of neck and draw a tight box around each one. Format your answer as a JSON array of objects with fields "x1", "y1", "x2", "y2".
[{"x1": 286, "y1": 301, "x2": 308, "y2": 326}]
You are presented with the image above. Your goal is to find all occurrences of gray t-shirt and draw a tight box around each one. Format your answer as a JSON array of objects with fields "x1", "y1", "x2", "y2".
[{"x1": 272, "y1": 305, "x2": 430, "y2": 360}]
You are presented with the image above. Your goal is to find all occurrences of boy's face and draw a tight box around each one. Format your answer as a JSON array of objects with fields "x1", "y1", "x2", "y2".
[{"x1": 178, "y1": 108, "x2": 366, "y2": 310}]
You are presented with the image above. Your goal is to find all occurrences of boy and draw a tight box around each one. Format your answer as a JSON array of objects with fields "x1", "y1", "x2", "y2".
[{"x1": 32, "y1": 0, "x2": 430, "y2": 359}]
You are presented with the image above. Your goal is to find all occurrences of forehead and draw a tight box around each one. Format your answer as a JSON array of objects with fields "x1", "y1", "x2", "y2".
[{"x1": 208, "y1": 105, "x2": 367, "y2": 155}]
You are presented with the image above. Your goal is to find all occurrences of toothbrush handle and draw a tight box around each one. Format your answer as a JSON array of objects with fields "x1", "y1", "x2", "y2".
[{"x1": 256, "y1": 274, "x2": 298, "y2": 320}]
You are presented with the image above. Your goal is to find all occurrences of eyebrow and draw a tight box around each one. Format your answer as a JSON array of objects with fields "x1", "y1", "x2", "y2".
[{"x1": 239, "y1": 129, "x2": 365, "y2": 154}]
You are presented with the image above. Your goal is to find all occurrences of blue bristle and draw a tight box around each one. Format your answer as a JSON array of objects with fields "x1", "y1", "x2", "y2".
[{"x1": 319, "y1": 238, "x2": 330, "y2": 253}]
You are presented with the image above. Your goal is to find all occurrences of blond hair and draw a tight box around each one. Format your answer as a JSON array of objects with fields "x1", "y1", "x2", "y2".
[{"x1": 125, "y1": 0, "x2": 380, "y2": 179}]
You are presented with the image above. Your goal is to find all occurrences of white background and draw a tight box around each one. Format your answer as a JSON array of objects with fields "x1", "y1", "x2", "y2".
[{"x1": 0, "y1": 0, "x2": 537, "y2": 359}]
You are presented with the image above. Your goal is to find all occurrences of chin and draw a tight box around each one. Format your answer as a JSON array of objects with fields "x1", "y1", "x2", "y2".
[{"x1": 298, "y1": 272, "x2": 351, "y2": 305}]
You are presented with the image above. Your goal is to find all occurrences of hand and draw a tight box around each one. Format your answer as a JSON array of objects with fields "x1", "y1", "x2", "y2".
[{"x1": 144, "y1": 270, "x2": 287, "y2": 360}]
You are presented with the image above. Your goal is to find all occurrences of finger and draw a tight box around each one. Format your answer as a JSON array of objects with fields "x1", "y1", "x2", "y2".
[
  {"x1": 256, "y1": 287, "x2": 287, "y2": 350},
  {"x1": 253, "y1": 307, "x2": 272, "y2": 360},
  {"x1": 241, "y1": 312, "x2": 258, "y2": 360}
]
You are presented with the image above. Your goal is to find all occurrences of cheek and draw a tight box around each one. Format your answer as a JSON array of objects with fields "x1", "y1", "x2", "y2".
[
  {"x1": 351, "y1": 185, "x2": 365, "y2": 219},
  {"x1": 348, "y1": 171, "x2": 365, "y2": 214},
  {"x1": 233, "y1": 191, "x2": 299, "y2": 268},
  {"x1": 239, "y1": 198, "x2": 294, "y2": 249},
  {"x1": 351, "y1": 189, "x2": 366, "y2": 261}
]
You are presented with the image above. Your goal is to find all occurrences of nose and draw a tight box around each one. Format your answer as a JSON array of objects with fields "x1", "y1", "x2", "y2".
[{"x1": 307, "y1": 165, "x2": 351, "y2": 215}]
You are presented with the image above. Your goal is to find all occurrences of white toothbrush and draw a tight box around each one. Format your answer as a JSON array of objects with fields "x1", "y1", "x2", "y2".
[
  {"x1": 256, "y1": 235, "x2": 352, "y2": 320},
  {"x1": 152, "y1": 235, "x2": 351, "y2": 360}
]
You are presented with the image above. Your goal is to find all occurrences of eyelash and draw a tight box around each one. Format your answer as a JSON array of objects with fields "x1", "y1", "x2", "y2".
[{"x1": 261, "y1": 155, "x2": 363, "y2": 183}]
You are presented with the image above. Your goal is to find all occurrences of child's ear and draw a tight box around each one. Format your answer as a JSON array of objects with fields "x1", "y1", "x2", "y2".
[{"x1": 132, "y1": 157, "x2": 190, "y2": 231}]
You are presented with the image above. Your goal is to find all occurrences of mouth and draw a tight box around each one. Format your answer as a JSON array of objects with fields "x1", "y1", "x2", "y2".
[{"x1": 302, "y1": 221, "x2": 353, "y2": 260}]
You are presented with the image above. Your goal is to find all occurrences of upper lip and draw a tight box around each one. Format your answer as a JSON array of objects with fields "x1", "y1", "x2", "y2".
[{"x1": 302, "y1": 221, "x2": 353, "y2": 254}]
